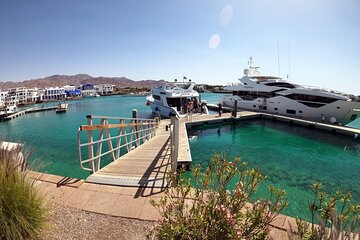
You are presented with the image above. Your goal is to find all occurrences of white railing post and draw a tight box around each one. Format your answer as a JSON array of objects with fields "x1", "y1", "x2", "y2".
[
  {"x1": 86, "y1": 115, "x2": 95, "y2": 173},
  {"x1": 78, "y1": 112, "x2": 160, "y2": 174},
  {"x1": 170, "y1": 116, "x2": 179, "y2": 172}
]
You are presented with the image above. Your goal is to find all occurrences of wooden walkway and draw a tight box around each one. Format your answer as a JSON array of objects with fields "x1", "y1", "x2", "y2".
[
  {"x1": 86, "y1": 119, "x2": 172, "y2": 188},
  {"x1": 85, "y1": 112, "x2": 256, "y2": 187},
  {"x1": 84, "y1": 110, "x2": 359, "y2": 188}
]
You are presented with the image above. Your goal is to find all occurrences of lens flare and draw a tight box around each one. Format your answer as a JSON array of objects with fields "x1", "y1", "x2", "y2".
[
  {"x1": 209, "y1": 34, "x2": 221, "y2": 50},
  {"x1": 219, "y1": 5, "x2": 233, "y2": 26}
]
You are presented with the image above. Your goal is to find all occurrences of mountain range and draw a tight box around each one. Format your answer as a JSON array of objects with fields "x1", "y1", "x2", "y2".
[{"x1": 0, "y1": 74, "x2": 166, "y2": 91}]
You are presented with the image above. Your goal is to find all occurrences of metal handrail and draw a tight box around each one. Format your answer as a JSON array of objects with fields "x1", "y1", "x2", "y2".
[
  {"x1": 78, "y1": 115, "x2": 159, "y2": 173},
  {"x1": 169, "y1": 116, "x2": 179, "y2": 172}
]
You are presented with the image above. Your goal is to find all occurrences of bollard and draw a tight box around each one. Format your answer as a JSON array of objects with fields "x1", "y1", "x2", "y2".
[{"x1": 233, "y1": 100, "x2": 238, "y2": 117}]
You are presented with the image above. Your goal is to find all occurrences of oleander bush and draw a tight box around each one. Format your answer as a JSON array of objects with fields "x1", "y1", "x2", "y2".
[
  {"x1": 0, "y1": 142, "x2": 48, "y2": 240},
  {"x1": 288, "y1": 183, "x2": 360, "y2": 240},
  {"x1": 149, "y1": 152, "x2": 288, "y2": 240}
]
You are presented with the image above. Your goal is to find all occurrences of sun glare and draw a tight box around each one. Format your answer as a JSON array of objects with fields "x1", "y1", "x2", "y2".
[
  {"x1": 219, "y1": 5, "x2": 233, "y2": 26},
  {"x1": 209, "y1": 34, "x2": 221, "y2": 50}
]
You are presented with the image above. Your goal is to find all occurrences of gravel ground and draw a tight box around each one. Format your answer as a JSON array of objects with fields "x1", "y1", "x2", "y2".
[{"x1": 41, "y1": 204, "x2": 155, "y2": 240}]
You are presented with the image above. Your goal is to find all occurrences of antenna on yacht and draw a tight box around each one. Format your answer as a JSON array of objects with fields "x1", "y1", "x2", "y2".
[
  {"x1": 174, "y1": 78, "x2": 177, "y2": 82},
  {"x1": 183, "y1": 76, "x2": 187, "y2": 83},
  {"x1": 277, "y1": 40, "x2": 280, "y2": 77},
  {"x1": 287, "y1": 43, "x2": 291, "y2": 81},
  {"x1": 248, "y1": 56, "x2": 253, "y2": 68}
]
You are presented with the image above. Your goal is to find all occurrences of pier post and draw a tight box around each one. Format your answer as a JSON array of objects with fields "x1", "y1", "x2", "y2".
[
  {"x1": 132, "y1": 109, "x2": 139, "y2": 146},
  {"x1": 233, "y1": 100, "x2": 238, "y2": 117}
]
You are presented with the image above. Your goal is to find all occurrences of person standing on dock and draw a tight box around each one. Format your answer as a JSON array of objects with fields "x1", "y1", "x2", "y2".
[{"x1": 218, "y1": 103, "x2": 222, "y2": 117}]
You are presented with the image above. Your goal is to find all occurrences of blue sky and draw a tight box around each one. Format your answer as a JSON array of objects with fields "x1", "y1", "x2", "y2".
[{"x1": 0, "y1": 0, "x2": 359, "y2": 95}]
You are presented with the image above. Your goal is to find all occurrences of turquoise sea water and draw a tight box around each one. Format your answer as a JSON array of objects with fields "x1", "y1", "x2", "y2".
[
  {"x1": 188, "y1": 120, "x2": 360, "y2": 220},
  {"x1": 0, "y1": 92, "x2": 359, "y2": 219},
  {"x1": 0, "y1": 93, "x2": 223, "y2": 179},
  {"x1": 347, "y1": 117, "x2": 360, "y2": 129}
]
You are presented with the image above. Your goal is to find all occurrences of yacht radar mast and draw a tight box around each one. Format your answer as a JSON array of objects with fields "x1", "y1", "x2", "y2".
[{"x1": 244, "y1": 57, "x2": 260, "y2": 77}]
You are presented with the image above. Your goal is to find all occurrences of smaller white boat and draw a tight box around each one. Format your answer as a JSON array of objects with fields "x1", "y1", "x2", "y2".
[
  {"x1": 56, "y1": 103, "x2": 68, "y2": 113},
  {"x1": 0, "y1": 105, "x2": 18, "y2": 118},
  {"x1": 146, "y1": 80, "x2": 209, "y2": 118}
]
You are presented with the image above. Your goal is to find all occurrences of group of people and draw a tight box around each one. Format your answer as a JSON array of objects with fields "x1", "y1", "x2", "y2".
[{"x1": 183, "y1": 98, "x2": 206, "y2": 114}]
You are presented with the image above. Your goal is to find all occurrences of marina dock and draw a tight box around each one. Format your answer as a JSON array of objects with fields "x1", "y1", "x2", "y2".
[
  {"x1": 2, "y1": 106, "x2": 58, "y2": 121},
  {"x1": 78, "y1": 110, "x2": 360, "y2": 189},
  {"x1": 86, "y1": 119, "x2": 172, "y2": 188}
]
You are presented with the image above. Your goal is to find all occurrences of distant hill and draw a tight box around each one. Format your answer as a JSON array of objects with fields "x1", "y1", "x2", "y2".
[{"x1": 0, "y1": 74, "x2": 166, "y2": 91}]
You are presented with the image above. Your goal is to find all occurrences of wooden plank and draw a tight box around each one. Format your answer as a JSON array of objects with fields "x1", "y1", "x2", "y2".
[
  {"x1": 86, "y1": 119, "x2": 172, "y2": 187},
  {"x1": 80, "y1": 122, "x2": 156, "y2": 131}
]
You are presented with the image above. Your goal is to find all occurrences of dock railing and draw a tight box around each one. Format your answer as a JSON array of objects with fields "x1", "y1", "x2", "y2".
[
  {"x1": 169, "y1": 115, "x2": 179, "y2": 172},
  {"x1": 78, "y1": 114, "x2": 160, "y2": 173}
]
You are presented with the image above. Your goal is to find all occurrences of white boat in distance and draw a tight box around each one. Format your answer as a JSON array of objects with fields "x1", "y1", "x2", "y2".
[
  {"x1": 0, "y1": 104, "x2": 18, "y2": 118},
  {"x1": 221, "y1": 57, "x2": 360, "y2": 125},
  {"x1": 146, "y1": 80, "x2": 209, "y2": 118},
  {"x1": 56, "y1": 102, "x2": 68, "y2": 113}
]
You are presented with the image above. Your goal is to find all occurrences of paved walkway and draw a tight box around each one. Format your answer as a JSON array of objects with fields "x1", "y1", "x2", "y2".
[
  {"x1": 28, "y1": 111, "x2": 311, "y2": 239},
  {"x1": 29, "y1": 170, "x2": 294, "y2": 239}
]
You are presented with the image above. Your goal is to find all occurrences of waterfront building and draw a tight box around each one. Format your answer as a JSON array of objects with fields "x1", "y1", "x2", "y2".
[
  {"x1": 0, "y1": 91, "x2": 7, "y2": 104},
  {"x1": 81, "y1": 84, "x2": 97, "y2": 97},
  {"x1": 25, "y1": 88, "x2": 39, "y2": 102},
  {"x1": 81, "y1": 84, "x2": 94, "y2": 90},
  {"x1": 94, "y1": 84, "x2": 114, "y2": 95},
  {"x1": 7, "y1": 87, "x2": 27, "y2": 104},
  {"x1": 63, "y1": 85, "x2": 76, "y2": 91},
  {"x1": 43, "y1": 87, "x2": 66, "y2": 100},
  {"x1": 65, "y1": 89, "x2": 82, "y2": 97}
]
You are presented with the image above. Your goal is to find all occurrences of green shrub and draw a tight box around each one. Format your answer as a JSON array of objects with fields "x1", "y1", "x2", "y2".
[
  {"x1": 0, "y1": 142, "x2": 48, "y2": 240},
  {"x1": 149, "y1": 152, "x2": 288, "y2": 240},
  {"x1": 288, "y1": 183, "x2": 360, "y2": 240}
]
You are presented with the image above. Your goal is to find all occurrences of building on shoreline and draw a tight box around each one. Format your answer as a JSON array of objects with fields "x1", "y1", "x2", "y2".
[
  {"x1": 43, "y1": 87, "x2": 66, "y2": 100},
  {"x1": 94, "y1": 84, "x2": 115, "y2": 95},
  {"x1": 0, "y1": 82, "x2": 115, "y2": 106}
]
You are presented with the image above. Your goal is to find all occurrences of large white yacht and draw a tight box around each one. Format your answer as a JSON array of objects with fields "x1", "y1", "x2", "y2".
[
  {"x1": 146, "y1": 80, "x2": 209, "y2": 118},
  {"x1": 221, "y1": 58, "x2": 360, "y2": 125}
]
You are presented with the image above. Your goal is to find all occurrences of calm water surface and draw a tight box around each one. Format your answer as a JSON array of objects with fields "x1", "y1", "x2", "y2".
[
  {"x1": 0, "y1": 93, "x2": 222, "y2": 179},
  {"x1": 1, "y1": 93, "x2": 359, "y2": 220},
  {"x1": 188, "y1": 119, "x2": 360, "y2": 220}
]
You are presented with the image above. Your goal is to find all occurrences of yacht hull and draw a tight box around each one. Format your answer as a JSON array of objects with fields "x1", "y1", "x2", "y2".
[
  {"x1": 149, "y1": 101, "x2": 182, "y2": 118},
  {"x1": 222, "y1": 95, "x2": 360, "y2": 125}
]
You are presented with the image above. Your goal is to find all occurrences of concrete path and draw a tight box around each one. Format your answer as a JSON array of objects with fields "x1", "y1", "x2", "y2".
[{"x1": 29, "y1": 171, "x2": 293, "y2": 239}]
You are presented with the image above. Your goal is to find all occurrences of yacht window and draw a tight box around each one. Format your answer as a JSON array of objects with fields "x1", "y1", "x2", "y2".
[
  {"x1": 235, "y1": 91, "x2": 277, "y2": 100},
  {"x1": 153, "y1": 95, "x2": 161, "y2": 100},
  {"x1": 265, "y1": 82, "x2": 296, "y2": 88},
  {"x1": 350, "y1": 114, "x2": 357, "y2": 121},
  {"x1": 337, "y1": 106, "x2": 340, "y2": 109},
  {"x1": 299, "y1": 110, "x2": 303, "y2": 113},
  {"x1": 166, "y1": 97, "x2": 184, "y2": 111},
  {"x1": 253, "y1": 105, "x2": 256, "y2": 108},
  {"x1": 286, "y1": 94, "x2": 338, "y2": 104},
  {"x1": 286, "y1": 109, "x2": 296, "y2": 114},
  {"x1": 274, "y1": 107, "x2": 278, "y2": 111},
  {"x1": 243, "y1": 83, "x2": 247, "y2": 85},
  {"x1": 298, "y1": 101, "x2": 326, "y2": 108}
]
